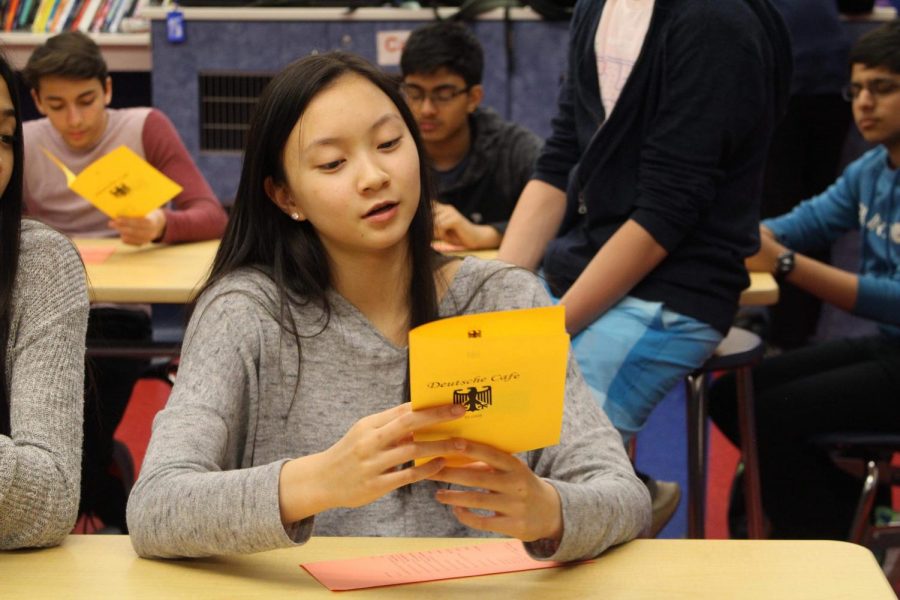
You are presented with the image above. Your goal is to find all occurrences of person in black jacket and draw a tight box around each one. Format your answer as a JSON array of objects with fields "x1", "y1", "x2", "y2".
[
  {"x1": 401, "y1": 21, "x2": 542, "y2": 250},
  {"x1": 498, "y1": 0, "x2": 792, "y2": 534}
]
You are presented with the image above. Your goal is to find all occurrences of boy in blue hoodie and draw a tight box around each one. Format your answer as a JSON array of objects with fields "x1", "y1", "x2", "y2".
[{"x1": 710, "y1": 21, "x2": 900, "y2": 540}]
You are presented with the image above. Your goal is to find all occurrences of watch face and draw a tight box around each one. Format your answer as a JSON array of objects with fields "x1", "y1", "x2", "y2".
[{"x1": 776, "y1": 251, "x2": 795, "y2": 277}]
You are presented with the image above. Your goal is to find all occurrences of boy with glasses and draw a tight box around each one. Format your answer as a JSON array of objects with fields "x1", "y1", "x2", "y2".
[
  {"x1": 400, "y1": 21, "x2": 542, "y2": 250},
  {"x1": 709, "y1": 20, "x2": 900, "y2": 540}
]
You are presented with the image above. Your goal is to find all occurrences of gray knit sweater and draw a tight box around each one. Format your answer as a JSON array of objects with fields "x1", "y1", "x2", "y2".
[
  {"x1": 0, "y1": 221, "x2": 88, "y2": 549},
  {"x1": 128, "y1": 258, "x2": 650, "y2": 560}
]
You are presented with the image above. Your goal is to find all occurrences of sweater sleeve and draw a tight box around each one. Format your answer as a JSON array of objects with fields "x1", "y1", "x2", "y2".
[
  {"x1": 467, "y1": 265, "x2": 650, "y2": 561},
  {"x1": 141, "y1": 109, "x2": 228, "y2": 243},
  {"x1": 0, "y1": 227, "x2": 88, "y2": 549},
  {"x1": 127, "y1": 286, "x2": 312, "y2": 558},
  {"x1": 630, "y1": 8, "x2": 779, "y2": 252},
  {"x1": 855, "y1": 275, "x2": 900, "y2": 327}
]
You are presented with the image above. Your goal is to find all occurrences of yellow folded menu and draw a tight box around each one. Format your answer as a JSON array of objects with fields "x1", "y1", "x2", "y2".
[
  {"x1": 43, "y1": 146, "x2": 183, "y2": 218},
  {"x1": 410, "y1": 305, "x2": 569, "y2": 465}
]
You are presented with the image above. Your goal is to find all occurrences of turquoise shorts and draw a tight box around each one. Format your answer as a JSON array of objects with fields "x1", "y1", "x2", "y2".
[{"x1": 547, "y1": 290, "x2": 722, "y2": 441}]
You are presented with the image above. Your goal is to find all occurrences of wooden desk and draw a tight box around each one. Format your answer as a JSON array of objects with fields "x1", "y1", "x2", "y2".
[
  {"x1": 448, "y1": 249, "x2": 779, "y2": 307},
  {"x1": 74, "y1": 238, "x2": 218, "y2": 304},
  {"x1": 0, "y1": 536, "x2": 892, "y2": 599},
  {"x1": 743, "y1": 271, "x2": 779, "y2": 306},
  {"x1": 75, "y1": 239, "x2": 777, "y2": 308}
]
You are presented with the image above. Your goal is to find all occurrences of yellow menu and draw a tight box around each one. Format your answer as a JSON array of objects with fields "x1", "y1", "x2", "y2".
[
  {"x1": 43, "y1": 146, "x2": 183, "y2": 218},
  {"x1": 410, "y1": 305, "x2": 569, "y2": 465}
]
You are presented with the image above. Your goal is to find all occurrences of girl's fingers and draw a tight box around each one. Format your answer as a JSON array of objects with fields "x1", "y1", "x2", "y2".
[
  {"x1": 434, "y1": 488, "x2": 501, "y2": 512},
  {"x1": 377, "y1": 403, "x2": 465, "y2": 439},
  {"x1": 360, "y1": 402, "x2": 413, "y2": 429},
  {"x1": 449, "y1": 506, "x2": 518, "y2": 538},
  {"x1": 377, "y1": 457, "x2": 446, "y2": 489},
  {"x1": 438, "y1": 438, "x2": 522, "y2": 471},
  {"x1": 377, "y1": 438, "x2": 474, "y2": 473},
  {"x1": 428, "y1": 464, "x2": 507, "y2": 492}
]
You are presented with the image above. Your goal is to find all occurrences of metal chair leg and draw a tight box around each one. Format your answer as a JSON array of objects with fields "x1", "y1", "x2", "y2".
[
  {"x1": 849, "y1": 460, "x2": 879, "y2": 545},
  {"x1": 735, "y1": 365, "x2": 765, "y2": 539},
  {"x1": 686, "y1": 372, "x2": 708, "y2": 539}
]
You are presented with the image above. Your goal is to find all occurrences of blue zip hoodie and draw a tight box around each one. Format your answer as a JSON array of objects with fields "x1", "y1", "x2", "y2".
[{"x1": 765, "y1": 146, "x2": 900, "y2": 337}]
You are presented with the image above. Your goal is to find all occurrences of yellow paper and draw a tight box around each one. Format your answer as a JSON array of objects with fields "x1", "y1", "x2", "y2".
[
  {"x1": 410, "y1": 306, "x2": 569, "y2": 465},
  {"x1": 43, "y1": 146, "x2": 183, "y2": 218}
]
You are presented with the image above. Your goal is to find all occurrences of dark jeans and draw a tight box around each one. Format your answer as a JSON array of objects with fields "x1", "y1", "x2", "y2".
[
  {"x1": 709, "y1": 335, "x2": 900, "y2": 539},
  {"x1": 80, "y1": 307, "x2": 152, "y2": 532},
  {"x1": 761, "y1": 93, "x2": 852, "y2": 349}
]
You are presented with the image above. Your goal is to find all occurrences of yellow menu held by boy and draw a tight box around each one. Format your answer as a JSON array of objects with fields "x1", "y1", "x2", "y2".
[
  {"x1": 42, "y1": 145, "x2": 183, "y2": 218},
  {"x1": 410, "y1": 305, "x2": 569, "y2": 465}
]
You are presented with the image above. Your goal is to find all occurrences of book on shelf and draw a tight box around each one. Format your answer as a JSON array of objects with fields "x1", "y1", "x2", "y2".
[
  {"x1": 3, "y1": 0, "x2": 20, "y2": 31},
  {"x1": 75, "y1": 0, "x2": 100, "y2": 31},
  {"x1": 89, "y1": 0, "x2": 111, "y2": 32},
  {"x1": 31, "y1": 0, "x2": 55, "y2": 32},
  {"x1": 16, "y1": 0, "x2": 36, "y2": 29},
  {"x1": 50, "y1": 0, "x2": 72, "y2": 32},
  {"x1": 61, "y1": 0, "x2": 83, "y2": 29}
]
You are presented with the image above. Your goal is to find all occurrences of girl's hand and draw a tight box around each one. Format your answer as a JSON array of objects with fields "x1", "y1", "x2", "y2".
[
  {"x1": 428, "y1": 439, "x2": 563, "y2": 544},
  {"x1": 278, "y1": 403, "x2": 466, "y2": 524}
]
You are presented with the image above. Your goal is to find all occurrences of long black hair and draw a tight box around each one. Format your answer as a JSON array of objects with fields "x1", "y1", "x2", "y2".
[
  {"x1": 200, "y1": 50, "x2": 442, "y2": 346},
  {"x1": 0, "y1": 51, "x2": 25, "y2": 436}
]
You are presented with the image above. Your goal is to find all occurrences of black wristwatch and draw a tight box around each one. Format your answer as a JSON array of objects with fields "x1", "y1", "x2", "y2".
[{"x1": 774, "y1": 250, "x2": 796, "y2": 280}]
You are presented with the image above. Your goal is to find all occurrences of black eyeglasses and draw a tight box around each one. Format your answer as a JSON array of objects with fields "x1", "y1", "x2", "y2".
[
  {"x1": 841, "y1": 77, "x2": 900, "y2": 102},
  {"x1": 400, "y1": 83, "x2": 471, "y2": 105}
]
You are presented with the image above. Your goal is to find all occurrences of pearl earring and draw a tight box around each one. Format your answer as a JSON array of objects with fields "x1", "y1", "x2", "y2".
[{"x1": 290, "y1": 212, "x2": 300, "y2": 221}]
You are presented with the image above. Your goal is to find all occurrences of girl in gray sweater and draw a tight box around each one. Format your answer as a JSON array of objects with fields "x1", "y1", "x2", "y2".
[
  {"x1": 127, "y1": 52, "x2": 650, "y2": 560},
  {"x1": 0, "y1": 53, "x2": 89, "y2": 549}
]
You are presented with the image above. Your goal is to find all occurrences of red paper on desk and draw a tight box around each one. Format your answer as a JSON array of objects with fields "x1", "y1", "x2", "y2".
[
  {"x1": 77, "y1": 245, "x2": 116, "y2": 264},
  {"x1": 300, "y1": 540, "x2": 581, "y2": 591}
]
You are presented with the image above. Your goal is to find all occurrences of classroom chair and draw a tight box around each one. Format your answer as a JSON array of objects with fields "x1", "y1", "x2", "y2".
[
  {"x1": 812, "y1": 433, "x2": 900, "y2": 551},
  {"x1": 684, "y1": 326, "x2": 765, "y2": 539}
]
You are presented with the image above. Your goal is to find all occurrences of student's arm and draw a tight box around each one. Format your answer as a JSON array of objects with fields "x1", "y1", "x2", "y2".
[
  {"x1": 433, "y1": 202, "x2": 502, "y2": 250},
  {"x1": 428, "y1": 267, "x2": 650, "y2": 561},
  {"x1": 755, "y1": 152, "x2": 900, "y2": 325},
  {"x1": 749, "y1": 226, "x2": 900, "y2": 326},
  {"x1": 560, "y1": 220, "x2": 668, "y2": 335},
  {"x1": 433, "y1": 127, "x2": 543, "y2": 250},
  {"x1": 127, "y1": 285, "x2": 465, "y2": 558},
  {"x1": 127, "y1": 289, "x2": 305, "y2": 558},
  {"x1": 276, "y1": 402, "x2": 465, "y2": 525},
  {"x1": 497, "y1": 179, "x2": 568, "y2": 269},
  {"x1": 550, "y1": 8, "x2": 775, "y2": 332},
  {"x1": 140, "y1": 109, "x2": 227, "y2": 243},
  {"x1": 0, "y1": 228, "x2": 87, "y2": 549},
  {"x1": 748, "y1": 230, "x2": 858, "y2": 312}
]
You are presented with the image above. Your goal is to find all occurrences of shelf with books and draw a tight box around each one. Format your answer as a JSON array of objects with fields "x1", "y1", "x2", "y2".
[
  {"x1": 0, "y1": 31, "x2": 150, "y2": 70},
  {"x1": 0, "y1": 0, "x2": 152, "y2": 68}
]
